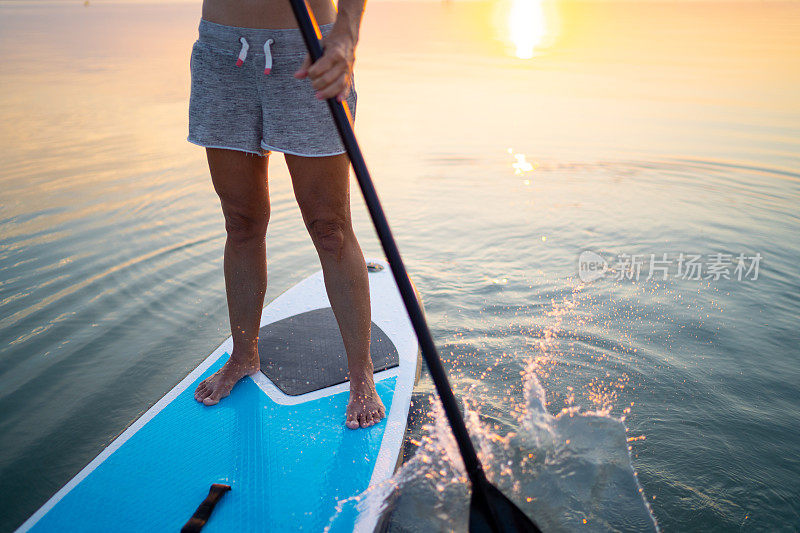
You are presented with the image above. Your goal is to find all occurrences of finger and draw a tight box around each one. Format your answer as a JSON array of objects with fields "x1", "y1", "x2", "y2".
[
  {"x1": 316, "y1": 79, "x2": 347, "y2": 100},
  {"x1": 310, "y1": 65, "x2": 343, "y2": 91},
  {"x1": 314, "y1": 77, "x2": 346, "y2": 99},
  {"x1": 306, "y1": 53, "x2": 337, "y2": 79},
  {"x1": 294, "y1": 54, "x2": 311, "y2": 79},
  {"x1": 311, "y1": 63, "x2": 347, "y2": 90},
  {"x1": 336, "y1": 84, "x2": 352, "y2": 102},
  {"x1": 316, "y1": 79, "x2": 348, "y2": 101}
]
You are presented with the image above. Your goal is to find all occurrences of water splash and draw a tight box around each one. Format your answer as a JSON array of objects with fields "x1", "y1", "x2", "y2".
[{"x1": 326, "y1": 290, "x2": 658, "y2": 532}]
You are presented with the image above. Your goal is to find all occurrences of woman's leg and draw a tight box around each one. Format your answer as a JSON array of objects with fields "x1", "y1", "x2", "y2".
[
  {"x1": 285, "y1": 152, "x2": 385, "y2": 429},
  {"x1": 195, "y1": 148, "x2": 270, "y2": 406}
]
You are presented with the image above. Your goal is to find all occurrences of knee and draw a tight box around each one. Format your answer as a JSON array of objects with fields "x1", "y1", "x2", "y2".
[
  {"x1": 223, "y1": 207, "x2": 269, "y2": 246},
  {"x1": 308, "y1": 216, "x2": 349, "y2": 257}
]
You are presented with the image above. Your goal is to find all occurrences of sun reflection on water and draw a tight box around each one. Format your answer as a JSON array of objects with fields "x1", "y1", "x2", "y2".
[{"x1": 507, "y1": 148, "x2": 537, "y2": 178}]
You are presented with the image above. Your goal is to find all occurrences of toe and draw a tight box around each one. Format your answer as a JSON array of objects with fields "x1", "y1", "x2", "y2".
[
  {"x1": 194, "y1": 384, "x2": 207, "y2": 402},
  {"x1": 203, "y1": 385, "x2": 231, "y2": 406},
  {"x1": 346, "y1": 416, "x2": 359, "y2": 430},
  {"x1": 360, "y1": 412, "x2": 376, "y2": 428}
]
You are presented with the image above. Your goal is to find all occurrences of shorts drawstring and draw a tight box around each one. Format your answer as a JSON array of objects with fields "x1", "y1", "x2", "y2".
[
  {"x1": 236, "y1": 37, "x2": 249, "y2": 67},
  {"x1": 236, "y1": 36, "x2": 274, "y2": 75},
  {"x1": 263, "y1": 39, "x2": 274, "y2": 75}
]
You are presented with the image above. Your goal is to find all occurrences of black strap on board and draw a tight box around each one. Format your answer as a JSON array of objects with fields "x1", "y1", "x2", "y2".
[{"x1": 180, "y1": 484, "x2": 231, "y2": 533}]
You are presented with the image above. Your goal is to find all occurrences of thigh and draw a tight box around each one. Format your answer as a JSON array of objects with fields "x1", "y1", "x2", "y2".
[
  {"x1": 207, "y1": 148, "x2": 270, "y2": 217},
  {"x1": 285, "y1": 153, "x2": 351, "y2": 223},
  {"x1": 188, "y1": 29, "x2": 265, "y2": 156}
]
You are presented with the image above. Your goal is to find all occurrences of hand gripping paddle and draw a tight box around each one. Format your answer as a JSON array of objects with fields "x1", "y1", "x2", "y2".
[{"x1": 286, "y1": 2, "x2": 543, "y2": 531}]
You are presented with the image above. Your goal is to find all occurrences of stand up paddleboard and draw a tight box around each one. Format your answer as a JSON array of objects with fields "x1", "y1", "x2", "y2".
[{"x1": 18, "y1": 258, "x2": 420, "y2": 532}]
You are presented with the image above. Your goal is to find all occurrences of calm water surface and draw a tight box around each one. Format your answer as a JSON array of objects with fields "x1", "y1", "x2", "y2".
[{"x1": 1, "y1": 1, "x2": 799, "y2": 531}]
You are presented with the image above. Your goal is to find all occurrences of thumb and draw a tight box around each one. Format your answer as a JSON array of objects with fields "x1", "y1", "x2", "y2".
[{"x1": 294, "y1": 54, "x2": 311, "y2": 79}]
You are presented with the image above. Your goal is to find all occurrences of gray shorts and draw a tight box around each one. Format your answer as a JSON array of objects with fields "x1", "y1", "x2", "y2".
[{"x1": 187, "y1": 19, "x2": 356, "y2": 157}]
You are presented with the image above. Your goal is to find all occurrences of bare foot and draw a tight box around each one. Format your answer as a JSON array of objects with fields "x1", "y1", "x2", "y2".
[
  {"x1": 194, "y1": 354, "x2": 259, "y2": 406},
  {"x1": 346, "y1": 374, "x2": 386, "y2": 429}
]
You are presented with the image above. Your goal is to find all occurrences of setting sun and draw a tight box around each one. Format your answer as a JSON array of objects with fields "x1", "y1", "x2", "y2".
[{"x1": 506, "y1": 0, "x2": 552, "y2": 59}]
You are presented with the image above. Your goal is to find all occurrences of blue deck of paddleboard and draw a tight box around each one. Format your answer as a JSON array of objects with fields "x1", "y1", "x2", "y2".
[{"x1": 29, "y1": 354, "x2": 396, "y2": 532}]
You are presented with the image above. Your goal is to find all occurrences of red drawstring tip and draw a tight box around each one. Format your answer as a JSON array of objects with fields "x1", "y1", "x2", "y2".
[
  {"x1": 264, "y1": 68, "x2": 271, "y2": 75},
  {"x1": 236, "y1": 58, "x2": 244, "y2": 67}
]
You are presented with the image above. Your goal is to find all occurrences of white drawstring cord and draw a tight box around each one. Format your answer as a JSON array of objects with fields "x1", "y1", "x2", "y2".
[
  {"x1": 235, "y1": 36, "x2": 275, "y2": 74},
  {"x1": 263, "y1": 39, "x2": 274, "y2": 75},
  {"x1": 236, "y1": 37, "x2": 249, "y2": 67}
]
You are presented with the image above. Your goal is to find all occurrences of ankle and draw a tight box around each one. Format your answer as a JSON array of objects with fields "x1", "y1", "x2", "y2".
[
  {"x1": 349, "y1": 371, "x2": 375, "y2": 392},
  {"x1": 228, "y1": 350, "x2": 259, "y2": 368}
]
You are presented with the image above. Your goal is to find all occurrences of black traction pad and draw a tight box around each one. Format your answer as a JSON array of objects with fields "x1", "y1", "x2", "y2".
[{"x1": 257, "y1": 307, "x2": 399, "y2": 396}]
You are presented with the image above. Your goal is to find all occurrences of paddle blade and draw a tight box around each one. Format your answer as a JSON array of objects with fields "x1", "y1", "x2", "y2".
[{"x1": 469, "y1": 480, "x2": 542, "y2": 533}]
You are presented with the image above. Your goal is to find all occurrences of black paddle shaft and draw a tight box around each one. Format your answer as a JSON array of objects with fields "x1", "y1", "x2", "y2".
[{"x1": 285, "y1": 0, "x2": 487, "y2": 487}]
